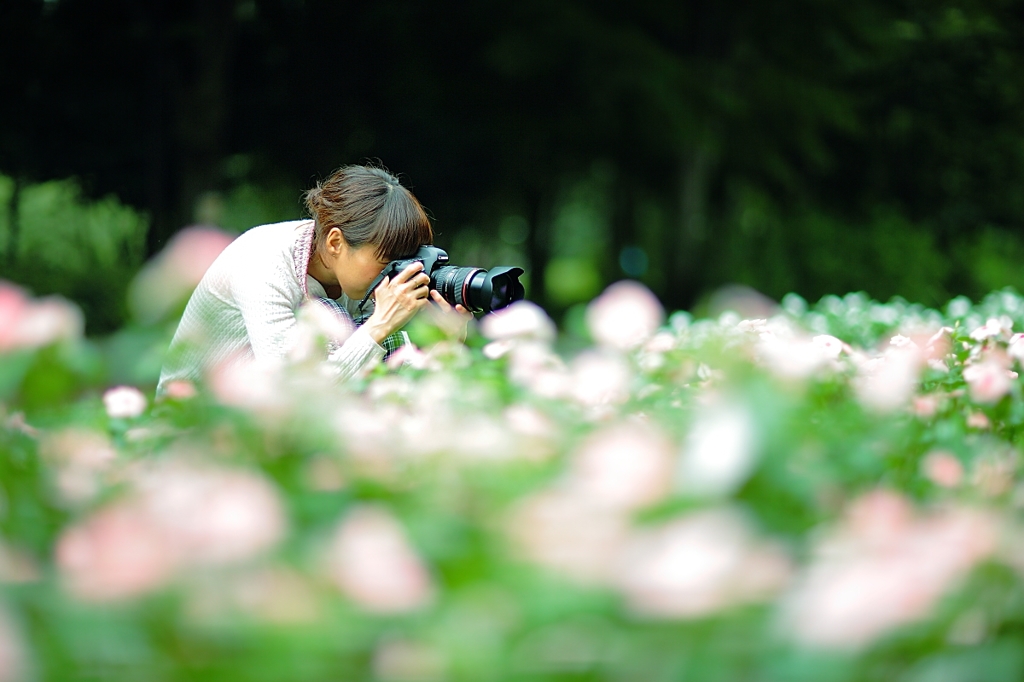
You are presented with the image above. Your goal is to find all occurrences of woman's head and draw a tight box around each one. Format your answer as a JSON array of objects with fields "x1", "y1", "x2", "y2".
[{"x1": 305, "y1": 165, "x2": 433, "y2": 263}]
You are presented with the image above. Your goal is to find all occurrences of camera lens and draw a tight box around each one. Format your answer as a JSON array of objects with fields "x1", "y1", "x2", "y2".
[
  {"x1": 432, "y1": 266, "x2": 482, "y2": 310},
  {"x1": 431, "y1": 265, "x2": 525, "y2": 313}
]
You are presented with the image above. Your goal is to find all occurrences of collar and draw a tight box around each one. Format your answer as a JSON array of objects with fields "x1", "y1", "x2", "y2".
[{"x1": 292, "y1": 219, "x2": 316, "y2": 298}]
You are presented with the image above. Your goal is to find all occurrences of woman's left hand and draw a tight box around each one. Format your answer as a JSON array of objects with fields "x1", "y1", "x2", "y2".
[{"x1": 427, "y1": 290, "x2": 474, "y2": 341}]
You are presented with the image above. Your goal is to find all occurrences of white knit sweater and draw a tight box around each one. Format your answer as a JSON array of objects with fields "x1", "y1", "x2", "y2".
[{"x1": 156, "y1": 220, "x2": 385, "y2": 395}]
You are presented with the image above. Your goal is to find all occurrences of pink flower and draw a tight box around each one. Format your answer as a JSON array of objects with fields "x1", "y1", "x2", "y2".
[
  {"x1": 326, "y1": 506, "x2": 434, "y2": 613},
  {"x1": 55, "y1": 502, "x2": 178, "y2": 602},
  {"x1": 507, "y1": 489, "x2": 629, "y2": 585},
  {"x1": 615, "y1": 509, "x2": 791, "y2": 619},
  {"x1": 586, "y1": 281, "x2": 664, "y2": 351},
  {"x1": 781, "y1": 492, "x2": 998, "y2": 649},
  {"x1": 129, "y1": 226, "x2": 234, "y2": 322},
  {"x1": 12, "y1": 296, "x2": 83, "y2": 348},
  {"x1": 162, "y1": 380, "x2": 197, "y2": 400},
  {"x1": 912, "y1": 394, "x2": 940, "y2": 418},
  {"x1": 56, "y1": 459, "x2": 287, "y2": 603},
  {"x1": 0, "y1": 283, "x2": 28, "y2": 351},
  {"x1": 133, "y1": 460, "x2": 287, "y2": 566},
  {"x1": 567, "y1": 423, "x2": 674, "y2": 511},
  {"x1": 480, "y1": 301, "x2": 556, "y2": 342},
  {"x1": 963, "y1": 360, "x2": 1013, "y2": 403},
  {"x1": 0, "y1": 283, "x2": 83, "y2": 351},
  {"x1": 103, "y1": 385, "x2": 147, "y2": 419},
  {"x1": 922, "y1": 451, "x2": 963, "y2": 488},
  {"x1": 966, "y1": 411, "x2": 991, "y2": 429}
]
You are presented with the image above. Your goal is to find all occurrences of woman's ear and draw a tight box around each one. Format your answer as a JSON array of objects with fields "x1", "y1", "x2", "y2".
[{"x1": 326, "y1": 227, "x2": 345, "y2": 257}]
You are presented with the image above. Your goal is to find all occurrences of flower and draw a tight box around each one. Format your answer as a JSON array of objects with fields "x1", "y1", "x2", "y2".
[
  {"x1": 568, "y1": 350, "x2": 632, "y2": 409},
  {"x1": 480, "y1": 301, "x2": 556, "y2": 343},
  {"x1": 677, "y1": 402, "x2": 757, "y2": 497},
  {"x1": 586, "y1": 281, "x2": 664, "y2": 351},
  {"x1": 55, "y1": 502, "x2": 178, "y2": 602},
  {"x1": 813, "y1": 334, "x2": 848, "y2": 359},
  {"x1": 1009, "y1": 333, "x2": 1024, "y2": 361},
  {"x1": 969, "y1": 316, "x2": 1012, "y2": 342},
  {"x1": 0, "y1": 282, "x2": 83, "y2": 352},
  {"x1": 615, "y1": 508, "x2": 791, "y2": 619},
  {"x1": 129, "y1": 226, "x2": 234, "y2": 323},
  {"x1": 103, "y1": 385, "x2": 148, "y2": 419},
  {"x1": 326, "y1": 506, "x2": 434, "y2": 613},
  {"x1": 963, "y1": 360, "x2": 1013, "y2": 404},
  {"x1": 853, "y1": 346, "x2": 923, "y2": 413},
  {"x1": 132, "y1": 460, "x2": 287, "y2": 566},
  {"x1": 922, "y1": 451, "x2": 963, "y2": 488},
  {"x1": 780, "y1": 492, "x2": 998, "y2": 649},
  {"x1": 506, "y1": 489, "x2": 629, "y2": 585},
  {"x1": 567, "y1": 422, "x2": 674, "y2": 511}
]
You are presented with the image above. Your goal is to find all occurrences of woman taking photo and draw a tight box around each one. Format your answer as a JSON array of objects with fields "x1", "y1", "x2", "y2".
[{"x1": 157, "y1": 165, "x2": 469, "y2": 395}]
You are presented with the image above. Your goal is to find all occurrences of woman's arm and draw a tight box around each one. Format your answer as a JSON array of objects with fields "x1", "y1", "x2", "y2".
[{"x1": 232, "y1": 269, "x2": 385, "y2": 382}]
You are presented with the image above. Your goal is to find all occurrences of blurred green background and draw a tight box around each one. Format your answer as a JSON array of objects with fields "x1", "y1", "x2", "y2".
[{"x1": 3, "y1": 0, "x2": 1024, "y2": 334}]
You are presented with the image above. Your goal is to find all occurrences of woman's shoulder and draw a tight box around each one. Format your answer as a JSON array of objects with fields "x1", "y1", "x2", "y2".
[{"x1": 235, "y1": 220, "x2": 312, "y2": 246}]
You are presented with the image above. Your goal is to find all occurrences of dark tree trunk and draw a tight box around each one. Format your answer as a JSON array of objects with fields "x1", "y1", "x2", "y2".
[
  {"x1": 666, "y1": 146, "x2": 712, "y2": 311},
  {"x1": 7, "y1": 175, "x2": 21, "y2": 267},
  {"x1": 524, "y1": 188, "x2": 550, "y2": 310},
  {"x1": 175, "y1": 0, "x2": 237, "y2": 231}
]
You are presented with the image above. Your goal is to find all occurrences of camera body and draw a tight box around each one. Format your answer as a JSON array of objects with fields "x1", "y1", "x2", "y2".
[{"x1": 359, "y1": 245, "x2": 525, "y2": 315}]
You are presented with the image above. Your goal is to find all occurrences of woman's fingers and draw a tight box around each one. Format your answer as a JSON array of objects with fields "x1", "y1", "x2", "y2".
[{"x1": 391, "y1": 261, "x2": 424, "y2": 284}]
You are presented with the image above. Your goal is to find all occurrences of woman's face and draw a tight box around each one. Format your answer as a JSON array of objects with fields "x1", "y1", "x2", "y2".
[{"x1": 333, "y1": 240, "x2": 390, "y2": 300}]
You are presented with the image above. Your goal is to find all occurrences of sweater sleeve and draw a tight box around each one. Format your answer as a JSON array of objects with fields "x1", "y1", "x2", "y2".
[
  {"x1": 231, "y1": 269, "x2": 385, "y2": 382},
  {"x1": 325, "y1": 326, "x2": 387, "y2": 382}
]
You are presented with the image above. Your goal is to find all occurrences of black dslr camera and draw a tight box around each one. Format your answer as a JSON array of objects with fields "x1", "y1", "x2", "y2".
[{"x1": 358, "y1": 245, "x2": 525, "y2": 315}]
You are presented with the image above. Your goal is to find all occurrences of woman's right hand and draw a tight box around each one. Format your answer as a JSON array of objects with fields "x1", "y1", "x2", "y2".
[{"x1": 361, "y1": 262, "x2": 431, "y2": 344}]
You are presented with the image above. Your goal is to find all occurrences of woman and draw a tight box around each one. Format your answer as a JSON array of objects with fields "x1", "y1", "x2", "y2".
[{"x1": 156, "y1": 165, "x2": 469, "y2": 395}]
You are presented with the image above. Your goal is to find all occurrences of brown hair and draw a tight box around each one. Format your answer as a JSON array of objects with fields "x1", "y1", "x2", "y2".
[{"x1": 304, "y1": 165, "x2": 433, "y2": 262}]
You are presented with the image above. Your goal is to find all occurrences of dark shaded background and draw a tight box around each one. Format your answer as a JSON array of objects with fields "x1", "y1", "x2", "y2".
[{"x1": 4, "y1": 0, "x2": 1024, "y2": 332}]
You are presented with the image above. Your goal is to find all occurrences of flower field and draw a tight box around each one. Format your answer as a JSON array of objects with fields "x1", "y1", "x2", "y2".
[{"x1": 4, "y1": 254, "x2": 1024, "y2": 680}]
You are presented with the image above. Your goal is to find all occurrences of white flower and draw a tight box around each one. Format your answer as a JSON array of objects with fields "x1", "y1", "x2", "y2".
[
  {"x1": 677, "y1": 402, "x2": 758, "y2": 497},
  {"x1": 969, "y1": 316, "x2": 1013, "y2": 342},
  {"x1": 615, "y1": 509, "x2": 790, "y2": 619},
  {"x1": 853, "y1": 347, "x2": 922, "y2": 413},
  {"x1": 480, "y1": 301, "x2": 556, "y2": 342},
  {"x1": 889, "y1": 334, "x2": 915, "y2": 348},
  {"x1": 102, "y1": 386, "x2": 147, "y2": 419},
  {"x1": 586, "y1": 281, "x2": 664, "y2": 351},
  {"x1": 813, "y1": 334, "x2": 847, "y2": 359}
]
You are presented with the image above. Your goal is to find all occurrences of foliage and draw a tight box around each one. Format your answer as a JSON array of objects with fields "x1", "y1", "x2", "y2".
[
  {"x1": 3, "y1": 275, "x2": 1024, "y2": 681},
  {"x1": 0, "y1": 174, "x2": 148, "y2": 334}
]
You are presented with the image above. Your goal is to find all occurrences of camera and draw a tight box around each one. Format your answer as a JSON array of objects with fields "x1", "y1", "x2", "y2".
[{"x1": 359, "y1": 245, "x2": 525, "y2": 315}]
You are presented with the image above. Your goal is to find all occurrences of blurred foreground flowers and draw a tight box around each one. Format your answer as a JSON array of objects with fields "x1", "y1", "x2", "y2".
[{"x1": 6, "y1": 276, "x2": 1024, "y2": 680}]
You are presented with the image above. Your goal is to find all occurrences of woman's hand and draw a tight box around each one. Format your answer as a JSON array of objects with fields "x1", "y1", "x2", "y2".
[
  {"x1": 427, "y1": 290, "x2": 474, "y2": 341},
  {"x1": 362, "y1": 262, "x2": 431, "y2": 344}
]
